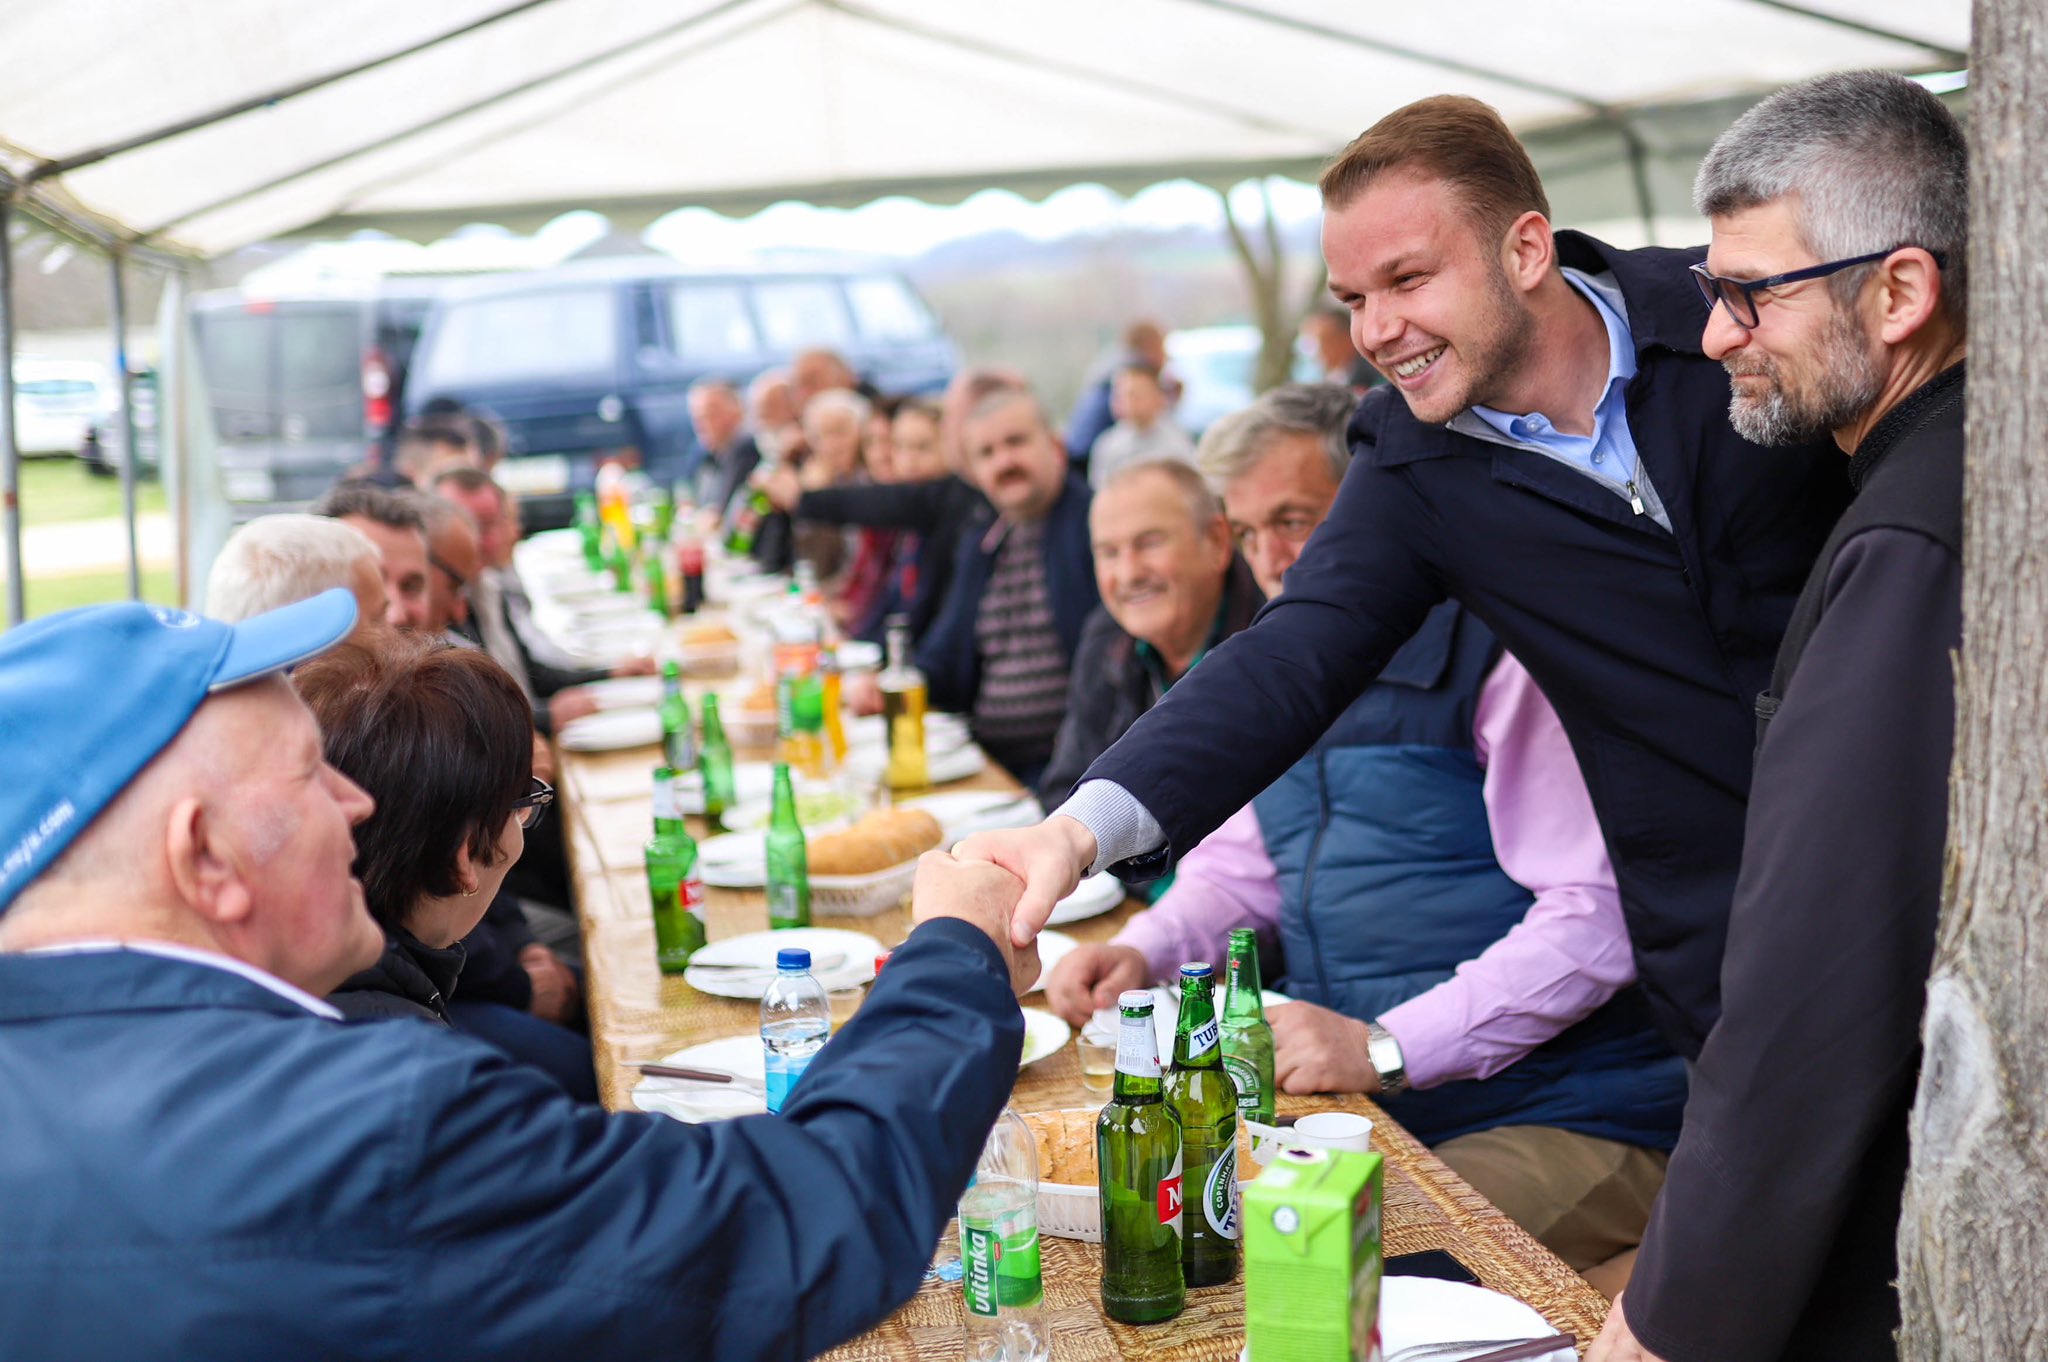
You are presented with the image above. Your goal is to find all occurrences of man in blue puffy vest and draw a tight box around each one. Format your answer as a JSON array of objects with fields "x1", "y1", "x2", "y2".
[
  {"x1": 1047, "y1": 384, "x2": 1684, "y2": 1290},
  {"x1": 0, "y1": 591, "x2": 1039, "y2": 1360}
]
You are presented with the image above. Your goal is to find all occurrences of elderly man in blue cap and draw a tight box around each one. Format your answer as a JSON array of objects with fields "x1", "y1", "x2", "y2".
[{"x1": 0, "y1": 592, "x2": 1038, "y2": 1360}]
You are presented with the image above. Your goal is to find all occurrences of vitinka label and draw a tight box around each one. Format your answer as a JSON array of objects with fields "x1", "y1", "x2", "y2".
[
  {"x1": 1224, "y1": 1055, "x2": 1258, "y2": 1110},
  {"x1": 962, "y1": 1224, "x2": 998, "y2": 1317},
  {"x1": 1188, "y1": 1017, "x2": 1220, "y2": 1059},
  {"x1": 1205, "y1": 1142, "x2": 1240, "y2": 1240}
]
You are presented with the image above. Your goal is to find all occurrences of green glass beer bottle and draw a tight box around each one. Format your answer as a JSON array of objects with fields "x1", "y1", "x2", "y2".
[
  {"x1": 644, "y1": 768, "x2": 706, "y2": 973},
  {"x1": 1166, "y1": 962, "x2": 1240, "y2": 1286},
  {"x1": 642, "y1": 545, "x2": 671, "y2": 619},
  {"x1": 1097, "y1": 989, "x2": 1185, "y2": 1323},
  {"x1": 1221, "y1": 928, "x2": 1277, "y2": 1125},
  {"x1": 697, "y1": 694, "x2": 737, "y2": 822},
  {"x1": 659, "y1": 660, "x2": 698, "y2": 773},
  {"x1": 764, "y1": 763, "x2": 811, "y2": 929},
  {"x1": 574, "y1": 492, "x2": 603, "y2": 570},
  {"x1": 605, "y1": 534, "x2": 633, "y2": 592}
]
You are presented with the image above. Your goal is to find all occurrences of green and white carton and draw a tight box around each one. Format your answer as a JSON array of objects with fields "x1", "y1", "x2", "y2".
[{"x1": 1242, "y1": 1146, "x2": 1384, "y2": 1362}]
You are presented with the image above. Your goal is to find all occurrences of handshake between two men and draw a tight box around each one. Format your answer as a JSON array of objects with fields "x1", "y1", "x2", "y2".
[{"x1": 941, "y1": 814, "x2": 1398, "y2": 1099}]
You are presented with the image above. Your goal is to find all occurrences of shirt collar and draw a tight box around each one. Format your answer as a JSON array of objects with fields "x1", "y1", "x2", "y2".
[
  {"x1": 1466, "y1": 267, "x2": 1637, "y2": 444},
  {"x1": 22, "y1": 940, "x2": 342, "y2": 1019}
]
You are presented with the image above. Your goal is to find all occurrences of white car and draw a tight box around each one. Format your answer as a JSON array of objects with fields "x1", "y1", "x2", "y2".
[{"x1": 14, "y1": 359, "x2": 110, "y2": 456}]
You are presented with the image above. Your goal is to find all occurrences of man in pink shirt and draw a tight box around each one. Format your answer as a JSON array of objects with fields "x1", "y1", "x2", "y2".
[{"x1": 1045, "y1": 384, "x2": 1682, "y2": 1293}]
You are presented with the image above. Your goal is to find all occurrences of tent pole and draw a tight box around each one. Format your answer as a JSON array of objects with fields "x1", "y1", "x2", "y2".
[
  {"x1": 108, "y1": 246, "x2": 141, "y2": 600},
  {"x1": 0, "y1": 199, "x2": 21, "y2": 627}
]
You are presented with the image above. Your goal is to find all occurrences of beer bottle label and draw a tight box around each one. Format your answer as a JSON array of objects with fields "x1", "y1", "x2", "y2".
[
  {"x1": 1188, "y1": 1017, "x2": 1219, "y2": 1059},
  {"x1": 1116, "y1": 1016, "x2": 1161, "y2": 1078},
  {"x1": 1224, "y1": 1055, "x2": 1259, "y2": 1110},
  {"x1": 1157, "y1": 1150, "x2": 1184, "y2": 1236},
  {"x1": 962, "y1": 1224, "x2": 999, "y2": 1318},
  {"x1": 682, "y1": 877, "x2": 706, "y2": 925},
  {"x1": 1204, "y1": 1142, "x2": 1241, "y2": 1240},
  {"x1": 652, "y1": 776, "x2": 681, "y2": 821}
]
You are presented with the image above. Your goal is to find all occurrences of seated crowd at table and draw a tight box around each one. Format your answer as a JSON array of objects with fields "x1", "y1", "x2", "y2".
[{"x1": 0, "y1": 68, "x2": 1967, "y2": 1362}]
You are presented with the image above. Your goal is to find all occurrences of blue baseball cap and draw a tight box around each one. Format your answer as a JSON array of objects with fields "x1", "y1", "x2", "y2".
[{"x1": 0, "y1": 588, "x2": 358, "y2": 911}]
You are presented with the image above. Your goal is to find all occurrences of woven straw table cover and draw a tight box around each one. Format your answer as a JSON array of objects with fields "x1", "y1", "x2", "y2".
[{"x1": 558, "y1": 687, "x2": 1609, "y2": 1360}]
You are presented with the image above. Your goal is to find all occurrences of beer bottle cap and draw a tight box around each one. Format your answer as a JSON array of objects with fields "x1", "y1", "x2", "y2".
[
  {"x1": 1117, "y1": 989, "x2": 1154, "y2": 1011},
  {"x1": 1179, "y1": 962, "x2": 1213, "y2": 979}
]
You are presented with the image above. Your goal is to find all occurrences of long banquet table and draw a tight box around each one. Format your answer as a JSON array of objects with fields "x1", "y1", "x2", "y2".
[{"x1": 556, "y1": 681, "x2": 1610, "y2": 1360}]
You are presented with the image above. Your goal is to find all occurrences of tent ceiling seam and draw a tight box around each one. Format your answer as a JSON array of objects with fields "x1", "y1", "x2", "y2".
[
  {"x1": 134, "y1": 0, "x2": 785, "y2": 244},
  {"x1": 818, "y1": 0, "x2": 1335, "y2": 142},
  {"x1": 320, "y1": 0, "x2": 808, "y2": 225},
  {"x1": 1739, "y1": 0, "x2": 1966, "y2": 65},
  {"x1": 23, "y1": 0, "x2": 563, "y2": 184}
]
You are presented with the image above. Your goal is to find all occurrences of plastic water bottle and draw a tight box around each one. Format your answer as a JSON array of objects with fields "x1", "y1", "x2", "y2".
[
  {"x1": 960, "y1": 1107, "x2": 1049, "y2": 1362},
  {"x1": 760, "y1": 948, "x2": 829, "y2": 1114}
]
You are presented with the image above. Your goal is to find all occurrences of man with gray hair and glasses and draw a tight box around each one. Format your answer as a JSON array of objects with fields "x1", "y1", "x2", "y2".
[
  {"x1": 1047, "y1": 385, "x2": 1684, "y2": 1287},
  {"x1": 1592, "y1": 71, "x2": 1968, "y2": 1362}
]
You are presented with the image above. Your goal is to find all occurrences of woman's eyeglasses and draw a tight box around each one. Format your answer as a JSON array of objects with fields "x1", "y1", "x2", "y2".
[{"x1": 512, "y1": 778, "x2": 555, "y2": 830}]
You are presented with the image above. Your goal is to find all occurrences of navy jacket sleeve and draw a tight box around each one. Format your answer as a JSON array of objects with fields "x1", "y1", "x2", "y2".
[
  {"x1": 1624, "y1": 529, "x2": 1958, "y2": 1362},
  {"x1": 1080, "y1": 431, "x2": 1450, "y2": 866},
  {"x1": 797, "y1": 477, "x2": 959, "y2": 533},
  {"x1": 394, "y1": 917, "x2": 1023, "y2": 1361}
]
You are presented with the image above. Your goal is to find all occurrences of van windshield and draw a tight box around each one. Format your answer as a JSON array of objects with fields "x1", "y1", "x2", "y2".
[{"x1": 421, "y1": 288, "x2": 617, "y2": 387}]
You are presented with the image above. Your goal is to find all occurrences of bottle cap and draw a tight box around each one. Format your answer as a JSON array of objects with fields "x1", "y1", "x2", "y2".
[
  {"x1": 777, "y1": 948, "x2": 812, "y2": 971},
  {"x1": 1117, "y1": 989, "x2": 1154, "y2": 1011},
  {"x1": 1180, "y1": 962, "x2": 1213, "y2": 979}
]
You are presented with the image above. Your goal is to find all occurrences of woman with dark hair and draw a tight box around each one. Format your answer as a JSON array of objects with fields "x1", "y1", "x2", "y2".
[{"x1": 292, "y1": 635, "x2": 544, "y2": 1023}]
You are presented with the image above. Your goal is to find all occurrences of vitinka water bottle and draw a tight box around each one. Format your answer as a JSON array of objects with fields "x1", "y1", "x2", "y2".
[
  {"x1": 1167, "y1": 962, "x2": 1240, "y2": 1286},
  {"x1": 960, "y1": 1106, "x2": 1048, "y2": 1361},
  {"x1": 1221, "y1": 928, "x2": 1276, "y2": 1125},
  {"x1": 759, "y1": 948, "x2": 828, "y2": 1114},
  {"x1": 1097, "y1": 989, "x2": 1185, "y2": 1323}
]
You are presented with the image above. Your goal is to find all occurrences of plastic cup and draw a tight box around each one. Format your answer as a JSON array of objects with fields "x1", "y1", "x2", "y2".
[{"x1": 1290, "y1": 1111, "x2": 1375, "y2": 1153}]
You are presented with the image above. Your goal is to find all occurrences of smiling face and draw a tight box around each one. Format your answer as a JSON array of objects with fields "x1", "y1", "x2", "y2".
[
  {"x1": 891, "y1": 408, "x2": 947, "y2": 482},
  {"x1": 1702, "y1": 198, "x2": 1886, "y2": 447},
  {"x1": 1090, "y1": 466, "x2": 1234, "y2": 669},
  {"x1": 1323, "y1": 172, "x2": 1537, "y2": 425}
]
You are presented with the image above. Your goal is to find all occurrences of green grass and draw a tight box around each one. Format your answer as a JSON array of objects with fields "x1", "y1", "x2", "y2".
[
  {"x1": 17, "y1": 457, "x2": 165, "y2": 526},
  {"x1": 22, "y1": 566, "x2": 179, "y2": 620}
]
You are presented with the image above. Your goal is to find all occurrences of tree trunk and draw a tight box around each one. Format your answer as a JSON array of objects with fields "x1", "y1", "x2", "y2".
[
  {"x1": 1896, "y1": 3, "x2": 2048, "y2": 1355},
  {"x1": 1217, "y1": 179, "x2": 1302, "y2": 394}
]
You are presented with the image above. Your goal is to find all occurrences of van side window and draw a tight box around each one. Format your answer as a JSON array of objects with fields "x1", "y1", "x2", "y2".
[
  {"x1": 666, "y1": 283, "x2": 759, "y2": 362},
  {"x1": 424, "y1": 288, "x2": 616, "y2": 386},
  {"x1": 751, "y1": 280, "x2": 853, "y2": 352},
  {"x1": 846, "y1": 277, "x2": 937, "y2": 343}
]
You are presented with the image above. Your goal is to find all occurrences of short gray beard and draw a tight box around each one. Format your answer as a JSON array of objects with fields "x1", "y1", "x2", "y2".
[{"x1": 1725, "y1": 307, "x2": 1886, "y2": 446}]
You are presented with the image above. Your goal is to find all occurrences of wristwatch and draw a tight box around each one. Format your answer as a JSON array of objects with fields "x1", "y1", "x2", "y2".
[{"x1": 1365, "y1": 1020, "x2": 1410, "y2": 1097}]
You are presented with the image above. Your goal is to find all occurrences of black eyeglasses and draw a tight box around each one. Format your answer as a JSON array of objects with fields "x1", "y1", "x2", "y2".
[
  {"x1": 1689, "y1": 247, "x2": 1946, "y2": 330},
  {"x1": 512, "y1": 777, "x2": 554, "y2": 830},
  {"x1": 427, "y1": 551, "x2": 470, "y2": 598}
]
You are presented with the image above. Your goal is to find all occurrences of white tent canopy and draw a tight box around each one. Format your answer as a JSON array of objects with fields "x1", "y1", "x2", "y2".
[{"x1": 1, "y1": 0, "x2": 1967, "y2": 258}]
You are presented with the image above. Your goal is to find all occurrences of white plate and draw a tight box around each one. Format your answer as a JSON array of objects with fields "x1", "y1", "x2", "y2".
[
  {"x1": 1047, "y1": 873, "x2": 1126, "y2": 926},
  {"x1": 844, "y1": 741, "x2": 986, "y2": 787},
  {"x1": 697, "y1": 829, "x2": 767, "y2": 887},
  {"x1": 582, "y1": 675, "x2": 664, "y2": 710},
  {"x1": 557, "y1": 708, "x2": 663, "y2": 752},
  {"x1": 1019, "y1": 1007, "x2": 1072, "y2": 1068},
  {"x1": 683, "y1": 927, "x2": 881, "y2": 1000},
  {"x1": 633, "y1": 1035, "x2": 768, "y2": 1123},
  {"x1": 845, "y1": 712, "x2": 971, "y2": 753},
  {"x1": 898, "y1": 790, "x2": 1043, "y2": 846},
  {"x1": 636, "y1": 1008, "x2": 1076, "y2": 1124},
  {"x1": 1241, "y1": 1276, "x2": 1573, "y2": 1362},
  {"x1": 670, "y1": 761, "x2": 778, "y2": 816},
  {"x1": 1029, "y1": 929, "x2": 1078, "y2": 994},
  {"x1": 834, "y1": 640, "x2": 883, "y2": 671}
]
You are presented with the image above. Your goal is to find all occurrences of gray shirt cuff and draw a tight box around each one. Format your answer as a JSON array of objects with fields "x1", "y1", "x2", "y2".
[{"x1": 1054, "y1": 780, "x2": 1166, "y2": 875}]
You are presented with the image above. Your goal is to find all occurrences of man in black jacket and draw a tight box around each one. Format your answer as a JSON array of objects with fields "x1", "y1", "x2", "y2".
[
  {"x1": 961, "y1": 94, "x2": 1848, "y2": 1066},
  {"x1": 1592, "y1": 71, "x2": 1968, "y2": 1362}
]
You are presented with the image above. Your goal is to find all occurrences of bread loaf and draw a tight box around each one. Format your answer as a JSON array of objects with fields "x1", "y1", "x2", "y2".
[{"x1": 808, "y1": 808, "x2": 944, "y2": 876}]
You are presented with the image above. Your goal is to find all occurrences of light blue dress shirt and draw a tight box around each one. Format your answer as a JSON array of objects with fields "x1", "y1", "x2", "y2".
[{"x1": 1455, "y1": 268, "x2": 1670, "y2": 531}]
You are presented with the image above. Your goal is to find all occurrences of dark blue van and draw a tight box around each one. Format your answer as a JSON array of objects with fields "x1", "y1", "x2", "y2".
[{"x1": 401, "y1": 257, "x2": 958, "y2": 528}]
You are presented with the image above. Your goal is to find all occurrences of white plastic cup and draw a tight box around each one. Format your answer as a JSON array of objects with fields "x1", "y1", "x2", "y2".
[{"x1": 1290, "y1": 1111, "x2": 1375, "y2": 1153}]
